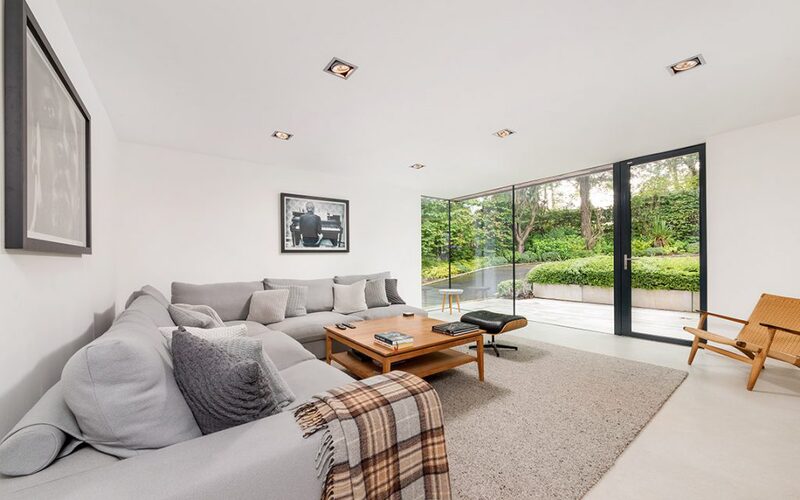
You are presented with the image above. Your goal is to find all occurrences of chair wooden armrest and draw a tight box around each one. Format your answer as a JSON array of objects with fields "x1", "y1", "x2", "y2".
[
  {"x1": 696, "y1": 310, "x2": 749, "y2": 325},
  {"x1": 759, "y1": 322, "x2": 800, "y2": 336}
]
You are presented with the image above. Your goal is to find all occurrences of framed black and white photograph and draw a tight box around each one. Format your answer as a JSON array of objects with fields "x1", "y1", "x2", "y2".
[
  {"x1": 281, "y1": 193, "x2": 348, "y2": 253},
  {"x1": 4, "y1": 0, "x2": 91, "y2": 254}
]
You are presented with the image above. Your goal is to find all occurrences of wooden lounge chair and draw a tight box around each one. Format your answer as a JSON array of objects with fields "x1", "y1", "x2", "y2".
[{"x1": 683, "y1": 293, "x2": 800, "y2": 390}]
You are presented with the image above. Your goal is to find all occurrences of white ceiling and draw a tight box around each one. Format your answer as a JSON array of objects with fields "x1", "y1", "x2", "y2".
[{"x1": 56, "y1": 0, "x2": 800, "y2": 198}]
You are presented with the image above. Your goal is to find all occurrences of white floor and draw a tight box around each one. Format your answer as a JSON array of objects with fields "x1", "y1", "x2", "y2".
[
  {"x1": 429, "y1": 311, "x2": 799, "y2": 499},
  {"x1": 430, "y1": 297, "x2": 698, "y2": 340}
]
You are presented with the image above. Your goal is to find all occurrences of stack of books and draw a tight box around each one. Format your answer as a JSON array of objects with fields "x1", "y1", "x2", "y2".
[
  {"x1": 374, "y1": 331, "x2": 414, "y2": 350},
  {"x1": 432, "y1": 321, "x2": 480, "y2": 336}
]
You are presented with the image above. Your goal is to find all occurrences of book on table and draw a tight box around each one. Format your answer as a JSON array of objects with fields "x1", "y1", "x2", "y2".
[
  {"x1": 374, "y1": 331, "x2": 414, "y2": 348},
  {"x1": 431, "y1": 321, "x2": 480, "y2": 336}
]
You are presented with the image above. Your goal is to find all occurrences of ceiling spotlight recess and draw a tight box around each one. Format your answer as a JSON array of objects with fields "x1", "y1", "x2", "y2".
[
  {"x1": 494, "y1": 128, "x2": 515, "y2": 139},
  {"x1": 272, "y1": 130, "x2": 292, "y2": 140},
  {"x1": 409, "y1": 163, "x2": 425, "y2": 170},
  {"x1": 668, "y1": 54, "x2": 705, "y2": 75},
  {"x1": 324, "y1": 57, "x2": 358, "y2": 79}
]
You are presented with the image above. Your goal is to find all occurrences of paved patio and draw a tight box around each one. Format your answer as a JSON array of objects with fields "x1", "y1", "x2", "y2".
[{"x1": 427, "y1": 297, "x2": 697, "y2": 341}]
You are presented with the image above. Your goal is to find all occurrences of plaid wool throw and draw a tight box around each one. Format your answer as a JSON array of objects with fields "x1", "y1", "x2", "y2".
[{"x1": 293, "y1": 371, "x2": 451, "y2": 500}]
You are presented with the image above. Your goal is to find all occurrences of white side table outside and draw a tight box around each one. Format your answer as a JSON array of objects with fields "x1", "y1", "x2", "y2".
[{"x1": 439, "y1": 288, "x2": 464, "y2": 315}]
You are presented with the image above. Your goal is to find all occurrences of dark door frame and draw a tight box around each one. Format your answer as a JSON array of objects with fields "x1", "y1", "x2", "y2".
[{"x1": 613, "y1": 144, "x2": 707, "y2": 346}]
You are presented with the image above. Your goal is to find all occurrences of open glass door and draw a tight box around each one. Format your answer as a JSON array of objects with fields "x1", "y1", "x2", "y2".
[{"x1": 614, "y1": 145, "x2": 706, "y2": 344}]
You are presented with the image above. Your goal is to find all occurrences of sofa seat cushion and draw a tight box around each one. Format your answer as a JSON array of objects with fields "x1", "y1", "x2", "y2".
[
  {"x1": 279, "y1": 360, "x2": 354, "y2": 410},
  {"x1": 266, "y1": 311, "x2": 352, "y2": 344},
  {"x1": 171, "y1": 281, "x2": 265, "y2": 321},
  {"x1": 348, "y1": 304, "x2": 429, "y2": 321},
  {"x1": 227, "y1": 321, "x2": 316, "y2": 371}
]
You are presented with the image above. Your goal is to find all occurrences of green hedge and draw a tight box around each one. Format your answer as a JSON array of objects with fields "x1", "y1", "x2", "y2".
[{"x1": 526, "y1": 255, "x2": 699, "y2": 291}]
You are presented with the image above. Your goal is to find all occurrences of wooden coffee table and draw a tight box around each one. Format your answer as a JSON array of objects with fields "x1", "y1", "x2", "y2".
[{"x1": 324, "y1": 316, "x2": 485, "y2": 381}]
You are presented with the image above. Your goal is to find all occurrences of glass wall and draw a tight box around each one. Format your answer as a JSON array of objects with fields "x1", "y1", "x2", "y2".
[
  {"x1": 420, "y1": 197, "x2": 450, "y2": 309},
  {"x1": 448, "y1": 191, "x2": 513, "y2": 315},
  {"x1": 512, "y1": 170, "x2": 615, "y2": 333}
]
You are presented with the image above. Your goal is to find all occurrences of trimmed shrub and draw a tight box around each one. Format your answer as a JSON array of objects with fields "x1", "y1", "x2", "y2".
[{"x1": 527, "y1": 255, "x2": 699, "y2": 291}]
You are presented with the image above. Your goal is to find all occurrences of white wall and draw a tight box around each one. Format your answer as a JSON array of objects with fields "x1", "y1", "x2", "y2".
[
  {"x1": 0, "y1": 0, "x2": 119, "y2": 435},
  {"x1": 115, "y1": 142, "x2": 423, "y2": 309},
  {"x1": 706, "y1": 114, "x2": 800, "y2": 330}
]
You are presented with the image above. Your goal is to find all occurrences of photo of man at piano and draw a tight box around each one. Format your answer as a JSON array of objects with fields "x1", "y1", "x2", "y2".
[{"x1": 281, "y1": 193, "x2": 349, "y2": 253}]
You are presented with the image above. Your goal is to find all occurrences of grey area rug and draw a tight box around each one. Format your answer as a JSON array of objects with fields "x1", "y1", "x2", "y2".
[{"x1": 426, "y1": 337, "x2": 686, "y2": 499}]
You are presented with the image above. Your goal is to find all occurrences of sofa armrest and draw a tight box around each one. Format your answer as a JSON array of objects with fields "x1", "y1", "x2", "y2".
[{"x1": 6, "y1": 411, "x2": 322, "y2": 500}]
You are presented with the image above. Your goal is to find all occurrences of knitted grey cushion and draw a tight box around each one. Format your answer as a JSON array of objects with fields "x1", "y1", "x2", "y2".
[
  {"x1": 385, "y1": 278, "x2": 406, "y2": 304},
  {"x1": 246, "y1": 289, "x2": 289, "y2": 324},
  {"x1": 365, "y1": 279, "x2": 390, "y2": 308},
  {"x1": 267, "y1": 284, "x2": 308, "y2": 317},
  {"x1": 168, "y1": 303, "x2": 224, "y2": 328},
  {"x1": 212, "y1": 336, "x2": 295, "y2": 410},
  {"x1": 171, "y1": 331, "x2": 274, "y2": 434}
]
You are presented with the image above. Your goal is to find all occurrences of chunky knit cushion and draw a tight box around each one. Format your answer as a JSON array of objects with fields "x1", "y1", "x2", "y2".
[
  {"x1": 213, "y1": 336, "x2": 295, "y2": 410},
  {"x1": 171, "y1": 331, "x2": 274, "y2": 434},
  {"x1": 168, "y1": 303, "x2": 224, "y2": 328},
  {"x1": 266, "y1": 284, "x2": 308, "y2": 317},
  {"x1": 384, "y1": 279, "x2": 406, "y2": 305}
]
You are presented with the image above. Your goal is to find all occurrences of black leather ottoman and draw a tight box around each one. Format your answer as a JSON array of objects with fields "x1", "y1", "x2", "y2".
[{"x1": 461, "y1": 310, "x2": 528, "y2": 356}]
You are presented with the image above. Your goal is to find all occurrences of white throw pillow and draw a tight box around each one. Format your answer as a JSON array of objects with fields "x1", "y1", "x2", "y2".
[
  {"x1": 246, "y1": 289, "x2": 290, "y2": 324},
  {"x1": 333, "y1": 280, "x2": 368, "y2": 314},
  {"x1": 159, "y1": 324, "x2": 248, "y2": 343}
]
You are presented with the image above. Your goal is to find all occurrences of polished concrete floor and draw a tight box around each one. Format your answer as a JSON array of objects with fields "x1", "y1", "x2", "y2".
[
  {"x1": 429, "y1": 297, "x2": 698, "y2": 340},
  {"x1": 428, "y1": 311, "x2": 799, "y2": 499}
]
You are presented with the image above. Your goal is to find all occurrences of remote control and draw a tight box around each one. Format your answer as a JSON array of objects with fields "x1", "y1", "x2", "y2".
[
  {"x1": 402, "y1": 312, "x2": 414, "y2": 317},
  {"x1": 335, "y1": 323, "x2": 346, "y2": 330},
  {"x1": 343, "y1": 322, "x2": 356, "y2": 329}
]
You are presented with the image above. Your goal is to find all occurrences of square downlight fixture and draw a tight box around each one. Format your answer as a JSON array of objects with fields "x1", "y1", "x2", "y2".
[{"x1": 324, "y1": 57, "x2": 358, "y2": 80}]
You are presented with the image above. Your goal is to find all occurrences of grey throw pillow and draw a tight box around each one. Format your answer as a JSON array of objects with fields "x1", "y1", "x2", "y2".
[
  {"x1": 385, "y1": 278, "x2": 406, "y2": 304},
  {"x1": 268, "y1": 285, "x2": 308, "y2": 317},
  {"x1": 213, "y1": 336, "x2": 295, "y2": 410},
  {"x1": 246, "y1": 289, "x2": 289, "y2": 324},
  {"x1": 168, "y1": 303, "x2": 224, "y2": 328},
  {"x1": 365, "y1": 279, "x2": 390, "y2": 308},
  {"x1": 171, "y1": 331, "x2": 275, "y2": 435}
]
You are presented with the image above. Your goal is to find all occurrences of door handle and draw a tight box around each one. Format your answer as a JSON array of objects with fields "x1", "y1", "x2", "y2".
[{"x1": 623, "y1": 254, "x2": 639, "y2": 271}]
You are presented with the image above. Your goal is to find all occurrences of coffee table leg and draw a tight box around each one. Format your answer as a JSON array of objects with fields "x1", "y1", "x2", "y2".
[
  {"x1": 382, "y1": 359, "x2": 392, "y2": 374},
  {"x1": 476, "y1": 338, "x2": 484, "y2": 381},
  {"x1": 325, "y1": 336, "x2": 332, "y2": 364}
]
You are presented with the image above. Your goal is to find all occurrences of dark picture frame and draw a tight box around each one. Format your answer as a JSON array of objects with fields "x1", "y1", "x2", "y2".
[
  {"x1": 281, "y1": 193, "x2": 349, "y2": 253},
  {"x1": 4, "y1": 0, "x2": 92, "y2": 254}
]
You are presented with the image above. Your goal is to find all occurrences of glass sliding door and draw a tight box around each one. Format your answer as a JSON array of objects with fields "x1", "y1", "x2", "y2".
[
  {"x1": 513, "y1": 169, "x2": 615, "y2": 333},
  {"x1": 614, "y1": 145, "x2": 705, "y2": 344}
]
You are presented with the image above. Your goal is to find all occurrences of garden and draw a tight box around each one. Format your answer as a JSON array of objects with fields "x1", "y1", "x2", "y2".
[{"x1": 421, "y1": 154, "x2": 700, "y2": 300}]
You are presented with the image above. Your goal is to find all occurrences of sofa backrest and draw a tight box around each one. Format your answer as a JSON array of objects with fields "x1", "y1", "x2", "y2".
[
  {"x1": 263, "y1": 278, "x2": 335, "y2": 313},
  {"x1": 61, "y1": 290, "x2": 201, "y2": 458},
  {"x1": 171, "y1": 281, "x2": 264, "y2": 321}
]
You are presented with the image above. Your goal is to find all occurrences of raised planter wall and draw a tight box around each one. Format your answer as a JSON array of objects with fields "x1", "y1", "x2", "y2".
[{"x1": 531, "y1": 283, "x2": 699, "y2": 312}]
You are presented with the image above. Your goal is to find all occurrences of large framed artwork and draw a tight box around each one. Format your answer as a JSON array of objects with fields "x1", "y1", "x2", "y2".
[
  {"x1": 281, "y1": 193, "x2": 349, "y2": 253},
  {"x1": 4, "y1": 0, "x2": 91, "y2": 254}
]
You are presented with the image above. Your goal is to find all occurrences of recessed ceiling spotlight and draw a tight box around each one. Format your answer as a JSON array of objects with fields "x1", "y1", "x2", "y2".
[
  {"x1": 668, "y1": 54, "x2": 705, "y2": 75},
  {"x1": 324, "y1": 57, "x2": 358, "y2": 80},
  {"x1": 494, "y1": 128, "x2": 515, "y2": 139},
  {"x1": 409, "y1": 163, "x2": 425, "y2": 170},
  {"x1": 272, "y1": 130, "x2": 293, "y2": 140}
]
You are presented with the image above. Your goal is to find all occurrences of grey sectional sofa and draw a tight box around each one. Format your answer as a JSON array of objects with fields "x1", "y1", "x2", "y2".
[
  {"x1": 0, "y1": 274, "x2": 427, "y2": 499},
  {"x1": 172, "y1": 276, "x2": 427, "y2": 358}
]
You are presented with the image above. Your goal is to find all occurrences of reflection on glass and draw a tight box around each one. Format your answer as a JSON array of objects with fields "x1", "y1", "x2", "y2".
[{"x1": 630, "y1": 153, "x2": 701, "y2": 339}]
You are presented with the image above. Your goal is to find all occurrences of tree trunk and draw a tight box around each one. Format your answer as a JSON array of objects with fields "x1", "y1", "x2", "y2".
[{"x1": 578, "y1": 176, "x2": 600, "y2": 250}]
